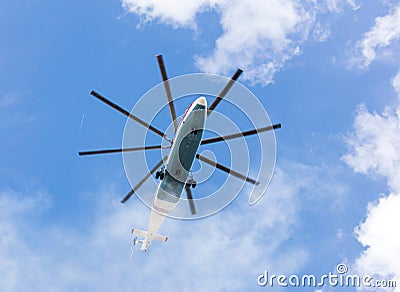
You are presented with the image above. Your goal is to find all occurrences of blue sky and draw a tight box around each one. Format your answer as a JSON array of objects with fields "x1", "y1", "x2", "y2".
[{"x1": 1, "y1": 0, "x2": 400, "y2": 291}]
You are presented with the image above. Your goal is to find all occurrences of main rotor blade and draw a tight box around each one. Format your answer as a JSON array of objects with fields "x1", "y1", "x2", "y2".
[
  {"x1": 196, "y1": 153, "x2": 259, "y2": 185},
  {"x1": 201, "y1": 123, "x2": 282, "y2": 146},
  {"x1": 121, "y1": 157, "x2": 166, "y2": 204},
  {"x1": 157, "y1": 55, "x2": 179, "y2": 133},
  {"x1": 90, "y1": 90, "x2": 171, "y2": 142},
  {"x1": 207, "y1": 69, "x2": 243, "y2": 116},
  {"x1": 184, "y1": 184, "x2": 196, "y2": 215},
  {"x1": 79, "y1": 145, "x2": 167, "y2": 156}
]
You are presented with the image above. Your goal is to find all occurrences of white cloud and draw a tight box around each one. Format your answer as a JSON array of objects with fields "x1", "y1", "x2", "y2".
[
  {"x1": 0, "y1": 189, "x2": 51, "y2": 291},
  {"x1": 312, "y1": 22, "x2": 331, "y2": 42},
  {"x1": 122, "y1": 0, "x2": 212, "y2": 28},
  {"x1": 122, "y1": 0, "x2": 359, "y2": 85},
  {"x1": 194, "y1": 0, "x2": 311, "y2": 85},
  {"x1": 346, "y1": 0, "x2": 361, "y2": 11},
  {"x1": 0, "y1": 165, "x2": 312, "y2": 290},
  {"x1": 344, "y1": 70, "x2": 400, "y2": 289},
  {"x1": 325, "y1": 0, "x2": 361, "y2": 13},
  {"x1": 392, "y1": 70, "x2": 400, "y2": 96},
  {"x1": 354, "y1": 194, "x2": 400, "y2": 288},
  {"x1": 342, "y1": 104, "x2": 400, "y2": 191},
  {"x1": 352, "y1": 5, "x2": 400, "y2": 68}
]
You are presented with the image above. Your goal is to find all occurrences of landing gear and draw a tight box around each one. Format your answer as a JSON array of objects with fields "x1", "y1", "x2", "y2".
[
  {"x1": 186, "y1": 173, "x2": 196, "y2": 188},
  {"x1": 155, "y1": 168, "x2": 165, "y2": 180},
  {"x1": 190, "y1": 128, "x2": 198, "y2": 135}
]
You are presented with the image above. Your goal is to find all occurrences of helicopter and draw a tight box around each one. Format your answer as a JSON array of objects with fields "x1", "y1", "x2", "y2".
[{"x1": 79, "y1": 55, "x2": 281, "y2": 256}]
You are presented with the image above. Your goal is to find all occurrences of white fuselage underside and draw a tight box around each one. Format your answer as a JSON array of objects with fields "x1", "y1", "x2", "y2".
[{"x1": 144, "y1": 96, "x2": 207, "y2": 249}]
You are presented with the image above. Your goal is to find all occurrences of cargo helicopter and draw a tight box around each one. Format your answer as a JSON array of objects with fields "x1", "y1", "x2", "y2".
[{"x1": 79, "y1": 55, "x2": 281, "y2": 257}]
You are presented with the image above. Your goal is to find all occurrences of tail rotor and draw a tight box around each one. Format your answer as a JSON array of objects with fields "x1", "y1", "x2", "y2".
[{"x1": 130, "y1": 236, "x2": 139, "y2": 262}]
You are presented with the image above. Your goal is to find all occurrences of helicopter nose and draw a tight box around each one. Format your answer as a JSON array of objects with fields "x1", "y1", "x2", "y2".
[{"x1": 196, "y1": 96, "x2": 207, "y2": 107}]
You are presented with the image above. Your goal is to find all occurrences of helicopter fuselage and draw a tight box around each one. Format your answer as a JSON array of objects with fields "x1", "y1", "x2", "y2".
[{"x1": 140, "y1": 96, "x2": 207, "y2": 250}]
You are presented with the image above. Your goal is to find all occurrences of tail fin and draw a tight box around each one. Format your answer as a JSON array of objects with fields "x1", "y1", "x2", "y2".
[
  {"x1": 132, "y1": 228, "x2": 168, "y2": 242},
  {"x1": 131, "y1": 228, "x2": 168, "y2": 252}
]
